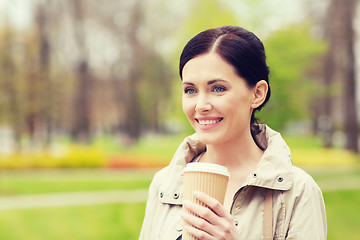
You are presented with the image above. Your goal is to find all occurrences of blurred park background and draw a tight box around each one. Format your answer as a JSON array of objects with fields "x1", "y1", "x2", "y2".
[{"x1": 0, "y1": 0, "x2": 360, "y2": 239}]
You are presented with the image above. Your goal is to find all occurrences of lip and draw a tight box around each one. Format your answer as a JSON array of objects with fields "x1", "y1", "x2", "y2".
[{"x1": 195, "y1": 117, "x2": 223, "y2": 130}]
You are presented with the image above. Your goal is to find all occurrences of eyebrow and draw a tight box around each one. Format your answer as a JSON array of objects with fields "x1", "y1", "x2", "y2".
[
  {"x1": 182, "y1": 79, "x2": 228, "y2": 86},
  {"x1": 208, "y1": 79, "x2": 227, "y2": 85}
]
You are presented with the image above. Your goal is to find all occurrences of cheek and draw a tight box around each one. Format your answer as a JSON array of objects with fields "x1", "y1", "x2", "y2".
[
  {"x1": 222, "y1": 95, "x2": 252, "y2": 119},
  {"x1": 182, "y1": 98, "x2": 193, "y2": 118}
]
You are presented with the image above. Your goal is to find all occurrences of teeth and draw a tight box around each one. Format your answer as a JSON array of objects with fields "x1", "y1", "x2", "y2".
[{"x1": 198, "y1": 119, "x2": 220, "y2": 125}]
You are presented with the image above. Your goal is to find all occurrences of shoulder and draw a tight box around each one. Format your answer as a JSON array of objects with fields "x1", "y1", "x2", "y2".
[
  {"x1": 149, "y1": 133, "x2": 205, "y2": 194},
  {"x1": 283, "y1": 165, "x2": 325, "y2": 207},
  {"x1": 291, "y1": 166, "x2": 322, "y2": 193},
  {"x1": 281, "y1": 167, "x2": 327, "y2": 239},
  {"x1": 149, "y1": 166, "x2": 170, "y2": 192}
]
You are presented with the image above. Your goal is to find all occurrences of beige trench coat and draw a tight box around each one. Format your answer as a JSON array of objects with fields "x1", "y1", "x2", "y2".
[{"x1": 139, "y1": 126, "x2": 327, "y2": 240}]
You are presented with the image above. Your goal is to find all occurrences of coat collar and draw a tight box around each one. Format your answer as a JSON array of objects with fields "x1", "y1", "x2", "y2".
[
  {"x1": 159, "y1": 125, "x2": 294, "y2": 205},
  {"x1": 246, "y1": 125, "x2": 293, "y2": 191}
]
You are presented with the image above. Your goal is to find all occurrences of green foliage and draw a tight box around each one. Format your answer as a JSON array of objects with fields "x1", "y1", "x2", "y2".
[
  {"x1": 283, "y1": 134, "x2": 323, "y2": 149},
  {"x1": 181, "y1": 0, "x2": 238, "y2": 40},
  {"x1": 257, "y1": 22, "x2": 327, "y2": 131}
]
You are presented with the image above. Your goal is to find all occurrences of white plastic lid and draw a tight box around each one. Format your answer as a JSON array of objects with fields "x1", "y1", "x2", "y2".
[{"x1": 183, "y1": 162, "x2": 230, "y2": 177}]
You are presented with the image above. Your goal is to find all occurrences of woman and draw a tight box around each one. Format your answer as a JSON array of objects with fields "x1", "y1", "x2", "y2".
[{"x1": 139, "y1": 26, "x2": 327, "y2": 240}]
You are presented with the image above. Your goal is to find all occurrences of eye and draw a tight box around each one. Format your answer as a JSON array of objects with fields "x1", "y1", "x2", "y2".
[
  {"x1": 184, "y1": 87, "x2": 196, "y2": 95},
  {"x1": 212, "y1": 86, "x2": 226, "y2": 93}
]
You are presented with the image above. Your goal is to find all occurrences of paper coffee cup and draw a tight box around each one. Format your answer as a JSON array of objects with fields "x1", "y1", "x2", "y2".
[{"x1": 182, "y1": 162, "x2": 230, "y2": 240}]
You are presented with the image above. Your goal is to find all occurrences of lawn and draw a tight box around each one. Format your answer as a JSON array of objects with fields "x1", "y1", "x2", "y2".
[
  {"x1": 0, "y1": 169, "x2": 154, "y2": 196},
  {"x1": 0, "y1": 169, "x2": 151, "y2": 240},
  {"x1": 0, "y1": 134, "x2": 359, "y2": 239},
  {"x1": 0, "y1": 202, "x2": 146, "y2": 240},
  {"x1": 0, "y1": 168, "x2": 360, "y2": 240},
  {"x1": 324, "y1": 189, "x2": 360, "y2": 240}
]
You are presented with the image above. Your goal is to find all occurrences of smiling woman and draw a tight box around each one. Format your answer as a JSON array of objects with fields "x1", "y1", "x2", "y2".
[
  {"x1": 139, "y1": 26, "x2": 327, "y2": 240},
  {"x1": 181, "y1": 53, "x2": 268, "y2": 148}
]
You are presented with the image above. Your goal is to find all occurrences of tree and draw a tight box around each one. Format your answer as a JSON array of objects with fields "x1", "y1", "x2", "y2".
[
  {"x1": 26, "y1": 0, "x2": 53, "y2": 145},
  {"x1": 69, "y1": 0, "x2": 93, "y2": 142},
  {"x1": 0, "y1": 27, "x2": 24, "y2": 146},
  {"x1": 257, "y1": 23, "x2": 326, "y2": 131},
  {"x1": 323, "y1": 0, "x2": 359, "y2": 153}
]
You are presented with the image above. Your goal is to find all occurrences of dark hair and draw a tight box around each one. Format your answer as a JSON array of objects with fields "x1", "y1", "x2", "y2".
[{"x1": 179, "y1": 26, "x2": 271, "y2": 148}]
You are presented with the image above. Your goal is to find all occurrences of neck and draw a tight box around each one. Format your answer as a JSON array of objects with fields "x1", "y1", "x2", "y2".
[{"x1": 201, "y1": 130, "x2": 263, "y2": 171}]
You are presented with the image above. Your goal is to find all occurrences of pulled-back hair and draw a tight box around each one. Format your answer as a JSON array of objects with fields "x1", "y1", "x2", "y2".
[{"x1": 179, "y1": 26, "x2": 271, "y2": 148}]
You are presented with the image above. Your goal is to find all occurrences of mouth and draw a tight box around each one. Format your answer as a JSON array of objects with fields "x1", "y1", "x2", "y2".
[{"x1": 195, "y1": 117, "x2": 223, "y2": 130}]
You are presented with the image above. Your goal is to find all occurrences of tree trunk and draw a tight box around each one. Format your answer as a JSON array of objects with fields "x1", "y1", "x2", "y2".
[
  {"x1": 324, "y1": 0, "x2": 359, "y2": 153},
  {"x1": 341, "y1": 0, "x2": 359, "y2": 152},
  {"x1": 34, "y1": 0, "x2": 52, "y2": 146},
  {"x1": 72, "y1": 60, "x2": 92, "y2": 142},
  {"x1": 71, "y1": 0, "x2": 92, "y2": 142},
  {"x1": 124, "y1": 1, "x2": 143, "y2": 140}
]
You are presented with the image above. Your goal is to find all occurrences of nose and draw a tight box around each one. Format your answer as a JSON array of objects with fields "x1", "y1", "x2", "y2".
[{"x1": 195, "y1": 93, "x2": 212, "y2": 112}]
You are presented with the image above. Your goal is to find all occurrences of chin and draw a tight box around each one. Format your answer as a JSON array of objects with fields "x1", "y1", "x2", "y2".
[{"x1": 196, "y1": 132, "x2": 224, "y2": 145}]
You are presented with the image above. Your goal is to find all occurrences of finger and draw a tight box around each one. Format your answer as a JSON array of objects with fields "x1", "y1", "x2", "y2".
[
  {"x1": 182, "y1": 211, "x2": 212, "y2": 234},
  {"x1": 193, "y1": 191, "x2": 231, "y2": 219},
  {"x1": 183, "y1": 200, "x2": 237, "y2": 239},
  {"x1": 183, "y1": 224, "x2": 214, "y2": 240},
  {"x1": 183, "y1": 200, "x2": 218, "y2": 225}
]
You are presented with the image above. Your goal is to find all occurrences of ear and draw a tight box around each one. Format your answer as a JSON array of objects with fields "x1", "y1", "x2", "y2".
[{"x1": 251, "y1": 80, "x2": 268, "y2": 109}]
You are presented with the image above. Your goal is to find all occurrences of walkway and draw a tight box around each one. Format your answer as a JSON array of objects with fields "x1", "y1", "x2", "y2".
[
  {"x1": 316, "y1": 177, "x2": 360, "y2": 192},
  {"x1": 1, "y1": 176, "x2": 360, "y2": 211}
]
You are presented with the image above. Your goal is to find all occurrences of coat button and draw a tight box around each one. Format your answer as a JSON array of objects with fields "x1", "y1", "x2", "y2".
[
  {"x1": 278, "y1": 177, "x2": 284, "y2": 182},
  {"x1": 160, "y1": 191, "x2": 164, "y2": 198},
  {"x1": 252, "y1": 173, "x2": 257, "y2": 178},
  {"x1": 176, "y1": 223, "x2": 182, "y2": 232},
  {"x1": 173, "y1": 192, "x2": 180, "y2": 199}
]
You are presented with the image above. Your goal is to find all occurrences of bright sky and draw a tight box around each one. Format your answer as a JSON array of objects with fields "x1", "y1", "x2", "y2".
[
  {"x1": 224, "y1": 0, "x2": 307, "y2": 37},
  {"x1": 0, "y1": 0, "x2": 307, "y2": 32},
  {"x1": 0, "y1": 0, "x2": 34, "y2": 30}
]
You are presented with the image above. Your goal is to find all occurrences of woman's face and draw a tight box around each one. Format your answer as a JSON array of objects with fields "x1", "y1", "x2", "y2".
[{"x1": 182, "y1": 53, "x2": 256, "y2": 146}]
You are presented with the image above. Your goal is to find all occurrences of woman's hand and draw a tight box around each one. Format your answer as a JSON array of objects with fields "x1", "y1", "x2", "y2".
[{"x1": 182, "y1": 191, "x2": 241, "y2": 240}]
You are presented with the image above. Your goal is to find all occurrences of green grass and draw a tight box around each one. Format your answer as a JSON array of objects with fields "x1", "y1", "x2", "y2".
[
  {"x1": 283, "y1": 134, "x2": 323, "y2": 149},
  {"x1": 324, "y1": 190, "x2": 360, "y2": 240},
  {"x1": 0, "y1": 168, "x2": 360, "y2": 239},
  {"x1": 0, "y1": 202, "x2": 146, "y2": 240},
  {"x1": 0, "y1": 169, "x2": 153, "y2": 196},
  {"x1": 0, "y1": 169, "x2": 151, "y2": 240},
  {"x1": 1, "y1": 192, "x2": 359, "y2": 240},
  {"x1": 311, "y1": 166, "x2": 360, "y2": 181},
  {"x1": 0, "y1": 178, "x2": 151, "y2": 196},
  {"x1": 119, "y1": 134, "x2": 185, "y2": 158},
  {"x1": 0, "y1": 133, "x2": 359, "y2": 239}
]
